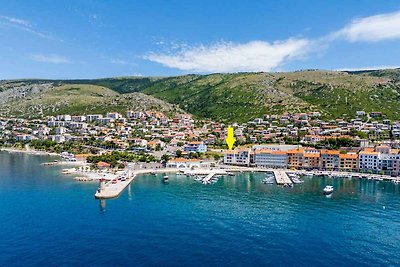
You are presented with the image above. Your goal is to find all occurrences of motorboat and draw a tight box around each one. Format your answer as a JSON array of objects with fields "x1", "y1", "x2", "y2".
[
  {"x1": 323, "y1": 185, "x2": 334, "y2": 194},
  {"x1": 163, "y1": 175, "x2": 169, "y2": 183},
  {"x1": 262, "y1": 176, "x2": 274, "y2": 184}
]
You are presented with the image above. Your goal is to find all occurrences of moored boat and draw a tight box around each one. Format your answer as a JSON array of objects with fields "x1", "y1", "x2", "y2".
[
  {"x1": 323, "y1": 185, "x2": 334, "y2": 194},
  {"x1": 163, "y1": 175, "x2": 169, "y2": 183}
]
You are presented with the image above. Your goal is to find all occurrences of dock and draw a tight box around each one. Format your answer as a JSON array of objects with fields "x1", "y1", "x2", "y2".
[
  {"x1": 202, "y1": 172, "x2": 217, "y2": 184},
  {"x1": 95, "y1": 174, "x2": 136, "y2": 199},
  {"x1": 94, "y1": 168, "x2": 180, "y2": 199},
  {"x1": 273, "y1": 170, "x2": 293, "y2": 185}
]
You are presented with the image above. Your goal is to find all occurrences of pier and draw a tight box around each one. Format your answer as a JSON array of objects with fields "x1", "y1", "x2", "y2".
[
  {"x1": 273, "y1": 170, "x2": 293, "y2": 185},
  {"x1": 94, "y1": 168, "x2": 179, "y2": 199},
  {"x1": 95, "y1": 174, "x2": 135, "y2": 199}
]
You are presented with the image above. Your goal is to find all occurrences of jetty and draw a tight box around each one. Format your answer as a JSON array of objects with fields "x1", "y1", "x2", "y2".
[
  {"x1": 95, "y1": 173, "x2": 135, "y2": 199},
  {"x1": 94, "y1": 168, "x2": 179, "y2": 199},
  {"x1": 273, "y1": 170, "x2": 293, "y2": 185}
]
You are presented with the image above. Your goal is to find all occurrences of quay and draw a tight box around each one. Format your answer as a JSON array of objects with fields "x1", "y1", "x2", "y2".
[
  {"x1": 95, "y1": 174, "x2": 135, "y2": 199},
  {"x1": 91, "y1": 165, "x2": 399, "y2": 199},
  {"x1": 273, "y1": 170, "x2": 293, "y2": 185},
  {"x1": 94, "y1": 168, "x2": 179, "y2": 199}
]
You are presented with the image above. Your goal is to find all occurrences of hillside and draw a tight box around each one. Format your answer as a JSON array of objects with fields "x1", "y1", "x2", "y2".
[
  {"x1": 0, "y1": 83, "x2": 182, "y2": 118},
  {"x1": 1, "y1": 69, "x2": 400, "y2": 122}
]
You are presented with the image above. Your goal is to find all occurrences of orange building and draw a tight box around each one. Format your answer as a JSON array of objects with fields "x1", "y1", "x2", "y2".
[
  {"x1": 339, "y1": 153, "x2": 358, "y2": 171},
  {"x1": 320, "y1": 149, "x2": 340, "y2": 170},
  {"x1": 303, "y1": 152, "x2": 321, "y2": 169},
  {"x1": 287, "y1": 149, "x2": 304, "y2": 169}
]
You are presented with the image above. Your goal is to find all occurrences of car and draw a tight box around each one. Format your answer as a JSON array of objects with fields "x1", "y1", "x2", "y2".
[{"x1": 112, "y1": 179, "x2": 117, "y2": 184}]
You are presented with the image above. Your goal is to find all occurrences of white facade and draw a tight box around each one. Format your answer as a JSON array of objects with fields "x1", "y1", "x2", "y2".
[
  {"x1": 224, "y1": 149, "x2": 251, "y2": 166},
  {"x1": 254, "y1": 151, "x2": 287, "y2": 168}
]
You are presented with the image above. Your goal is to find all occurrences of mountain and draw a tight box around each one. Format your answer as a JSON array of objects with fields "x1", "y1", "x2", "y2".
[{"x1": 1, "y1": 68, "x2": 400, "y2": 122}]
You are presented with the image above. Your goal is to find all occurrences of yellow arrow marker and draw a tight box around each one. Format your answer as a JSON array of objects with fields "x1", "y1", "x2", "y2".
[{"x1": 226, "y1": 127, "x2": 236, "y2": 150}]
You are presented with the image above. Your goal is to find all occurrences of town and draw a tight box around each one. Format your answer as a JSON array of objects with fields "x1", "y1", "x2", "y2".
[{"x1": 1, "y1": 109, "x2": 400, "y2": 176}]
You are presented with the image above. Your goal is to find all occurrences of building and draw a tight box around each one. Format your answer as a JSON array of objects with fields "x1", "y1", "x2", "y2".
[
  {"x1": 254, "y1": 149, "x2": 287, "y2": 168},
  {"x1": 339, "y1": 153, "x2": 358, "y2": 171},
  {"x1": 166, "y1": 158, "x2": 202, "y2": 169},
  {"x1": 223, "y1": 148, "x2": 251, "y2": 166},
  {"x1": 303, "y1": 149, "x2": 320, "y2": 169},
  {"x1": 184, "y1": 141, "x2": 207, "y2": 153},
  {"x1": 287, "y1": 149, "x2": 304, "y2": 169},
  {"x1": 320, "y1": 149, "x2": 340, "y2": 170},
  {"x1": 358, "y1": 149, "x2": 379, "y2": 172}
]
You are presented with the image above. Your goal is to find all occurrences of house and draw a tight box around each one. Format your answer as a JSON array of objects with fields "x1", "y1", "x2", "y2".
[
  {"x1": 97, "y1": 161, "x2": 111, "y2": 169},
  {"x1": 184, "y1": 141, "x2": 207, "y2": 153}
]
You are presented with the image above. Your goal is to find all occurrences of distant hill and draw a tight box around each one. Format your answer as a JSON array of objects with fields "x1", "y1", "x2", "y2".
[
  {"x1": 0, "y1": 83, "x2": 182, "y2": 118},
  {"x1": 2, "y1": 68, "x2": 400, "y2": 122}
]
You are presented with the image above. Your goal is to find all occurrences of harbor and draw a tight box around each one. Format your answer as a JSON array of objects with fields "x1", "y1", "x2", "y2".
[{"x1": 55, "y1": 160, "x2": 400, "y2": 199}]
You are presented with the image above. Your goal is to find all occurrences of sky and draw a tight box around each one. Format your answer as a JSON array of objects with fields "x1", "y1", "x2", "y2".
[{"x1": 1, "y1": 0, "x2": 400, "y2": 79}]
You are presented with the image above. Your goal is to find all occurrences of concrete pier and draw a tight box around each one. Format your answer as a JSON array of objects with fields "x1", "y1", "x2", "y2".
[
  {"x1": 94, "y1": 168, "x2": 179, "y2": 199},
  {"x1": 273, "y1": 170, "x2": 293, "y2": 185},
  {"x1": 95, "y1": 174, "x2": 135, "y2": 199},
  {"x1": 202, "y1": 172, "x2": 217, "y2": 184}
]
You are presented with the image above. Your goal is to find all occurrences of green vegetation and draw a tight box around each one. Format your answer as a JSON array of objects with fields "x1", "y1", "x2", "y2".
[
  {"x1": 2, "y1": 69, "x2": 400, "y2": 122},
  {"x1": 87, "y1": 151, "x2": 157, "y2": 168},
  {"x1": 0, "y1": 84, "x2": 181, "y2": 118}
]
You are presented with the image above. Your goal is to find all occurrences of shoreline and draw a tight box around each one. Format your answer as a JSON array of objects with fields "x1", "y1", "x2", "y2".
[{"x1": 0, "y1": 147, "x2": 60, "y2": 157}]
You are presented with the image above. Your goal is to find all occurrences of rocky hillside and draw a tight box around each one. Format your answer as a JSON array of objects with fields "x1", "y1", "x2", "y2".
[
  {"x1": 0, "y1": 83, "x2": 182, "y2": 118},
  {"x1": 1, "y1": 69, "x2": 400, "y2": 122}
]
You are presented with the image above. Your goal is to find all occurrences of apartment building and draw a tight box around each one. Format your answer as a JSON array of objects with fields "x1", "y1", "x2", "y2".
[{"x1": 254, "y1": 149, "x2": 288, "y2": 168}]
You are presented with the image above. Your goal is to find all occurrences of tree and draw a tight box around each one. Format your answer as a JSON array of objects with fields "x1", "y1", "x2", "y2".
[
  {"x1": 176, "y1": 149, "x2": 182, "y2": 158},
  {"x1": 161, "y1": 154, "x2": 170, "y2": 163}
]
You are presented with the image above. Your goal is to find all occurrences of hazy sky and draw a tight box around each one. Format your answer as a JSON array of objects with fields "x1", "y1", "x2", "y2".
[{"x1": 1, "y1": 0, "x2": 400, "y2": 79}]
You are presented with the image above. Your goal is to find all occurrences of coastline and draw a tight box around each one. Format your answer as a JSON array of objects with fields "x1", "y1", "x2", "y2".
[{"x1": 0, "y1": 147, "x2": 60, "y2": 157}]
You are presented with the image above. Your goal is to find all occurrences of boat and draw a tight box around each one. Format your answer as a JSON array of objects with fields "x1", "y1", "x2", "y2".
[
  {"x1": 288, "y1": 173, "x2": 303, "y2": 184},
  {"x1": 323, "y1": 185, "x2": 334, "y2": 194},
  {"x1": 262, "y1": 176, "x2": 274, "y2": 184},
  {"x1": 163, "y1": 175, "x2": 169, "y2": 183}
]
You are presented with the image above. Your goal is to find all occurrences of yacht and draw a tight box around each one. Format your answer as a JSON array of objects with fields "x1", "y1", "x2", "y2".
[{"x1": 323, "y1": 185, "x2": 334, "y2": 195}]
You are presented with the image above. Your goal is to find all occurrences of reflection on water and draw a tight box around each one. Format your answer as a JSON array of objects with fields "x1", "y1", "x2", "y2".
[{"x1": 99, "y1": 199, "x2": 106, "y2": 213}]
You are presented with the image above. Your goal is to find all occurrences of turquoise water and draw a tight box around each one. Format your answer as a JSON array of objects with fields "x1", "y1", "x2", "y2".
[{"x1": 1, "y1": 151, "x2": 400, "y2": 266}]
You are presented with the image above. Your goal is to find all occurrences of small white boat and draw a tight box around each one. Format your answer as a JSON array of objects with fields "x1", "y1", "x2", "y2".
[
  {"x1": 163, "y1": 175, "x2": 169, "y2": 183},
  {"x1": 323, "y1": 185, "x2": 334, "y2": 195},
  {"x1": 262, "y1": 176, "x2": 274, "y2": 184}
]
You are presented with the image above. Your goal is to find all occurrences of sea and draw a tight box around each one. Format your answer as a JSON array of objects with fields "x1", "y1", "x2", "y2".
[{"x1": 0, "y1": 151, "x2": 399, "y2": 266}]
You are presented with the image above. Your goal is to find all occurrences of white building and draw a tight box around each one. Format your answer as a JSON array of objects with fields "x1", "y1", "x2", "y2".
[
  {"x1": 254, "y1": 149, "x2": 288, "y2": 168},
  {"x1": 224, "y1": 148, "x2": 251, "y2": 166}
]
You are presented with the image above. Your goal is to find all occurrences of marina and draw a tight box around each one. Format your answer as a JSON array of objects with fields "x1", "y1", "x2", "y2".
[{"x1": 2, "y1": 151, "x2": 400, "y2": 266}]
